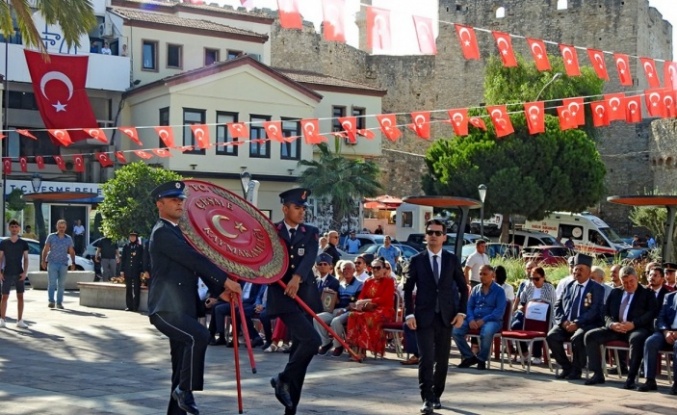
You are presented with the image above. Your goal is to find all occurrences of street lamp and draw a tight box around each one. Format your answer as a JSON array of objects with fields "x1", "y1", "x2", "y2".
[
  {"x1": 478, "y1": 184, "x2": 487, "y2": 238},
  {"x1": 239, "y1": 171, "x2": 260, "y2": 206},
  {"x1": 30, "y1": 173, "x2": 46, "y2": 249},
  {"x1": 31, "y1": 173, "x2": 42, "y2": 193},
  {"x1": 535, "y1": 72, "x2": 562, "y2": 101},
  {"x1": 240, "y1": 171, "x2": 251, "y2": 199}
]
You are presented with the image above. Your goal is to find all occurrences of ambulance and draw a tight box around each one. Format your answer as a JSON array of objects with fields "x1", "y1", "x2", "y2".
[{"x1": 524, "y1": 212, "x2": 631, "y2": 254}]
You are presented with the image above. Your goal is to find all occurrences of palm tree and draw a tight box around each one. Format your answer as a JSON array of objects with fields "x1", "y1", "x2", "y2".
[
  {"x1": 0, "y1": 0, "x2": 96, "y2": 51},
  {"x1": 298, "y1": 141, "x2": 382, "y2": 231}
]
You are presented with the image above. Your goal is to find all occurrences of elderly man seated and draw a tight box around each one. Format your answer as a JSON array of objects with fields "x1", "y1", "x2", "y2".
[
  {"x1": 583, "y1": 266, "x2": 656, "y2": 389},
  {"x1": 314, "y1": 260, "x2": 363, "y2": 357},
  {"x1": 638, "y1": 290, "x2": 677, "y2": 394},
  {"x1": 590, "y1": 266, "x2": 613, "y2": 304},
  {"x1": 452, "y1": 265, "x2": 507, "y2": 370}
]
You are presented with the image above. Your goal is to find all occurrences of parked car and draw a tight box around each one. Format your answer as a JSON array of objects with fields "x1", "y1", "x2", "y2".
[
  {"x1": 469, "y1": 221, "x2": 502, "y2": 237},
  {"x1": 522, "y1": 245, "x2": 570, "y2": 266},
  {"x1": 597, "y1": 248, "x2": 651, "y2": 265},
  {"x1": 460, "y1": 242, "x2": 521, "y2": 263},
  {"x1": 508, "y1": 230, "x2": 562, "y2": 249},
  {"x1": 0, "y1": 237, "x2": 95, "y2": 273}
]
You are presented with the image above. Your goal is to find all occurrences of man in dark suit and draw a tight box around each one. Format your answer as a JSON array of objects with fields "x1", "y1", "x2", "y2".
[
  {"x1": 147, "y1": 181, "x2": 242, "y2": 415},
  {"x1": 120, "y1": 231, "x2": 144, "y2": 312},
  {"x1": 268, "y1": 188, "x2": 322, "y2": 415},
  {"x1": 315, "y1": 252, "x2": 340, "y2": 295},
  {"x1": 211, "y1": 280, "x2": 264, "y2": 347},
  {"x1": 323, "y1": 230, "x2": 341, "y2": 265},
  {"x1": 583, "y1": 266, "x2": 656, "y2": 388},
  {"x1": 647, "y1": 267, "x2": 671, "y2": 311},
  {"x1": 546, "y1": 253, "x2": 604, "y2": 380},
  {"x1": 638, "y1": 291, "x2": 677, "y2": 394},
  {"x1": 404, "y1": 219, "x2": 468, "y2": 415}
]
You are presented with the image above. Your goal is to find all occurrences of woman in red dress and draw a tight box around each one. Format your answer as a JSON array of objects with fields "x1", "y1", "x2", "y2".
[{"x1": 346, "y1": 257, "x2": 396, "y2": 358}]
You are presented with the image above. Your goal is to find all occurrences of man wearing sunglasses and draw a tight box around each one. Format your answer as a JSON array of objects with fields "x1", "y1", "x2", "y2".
[{"x1": 404, "y1": 219, "x2": 468, "y2": 414}]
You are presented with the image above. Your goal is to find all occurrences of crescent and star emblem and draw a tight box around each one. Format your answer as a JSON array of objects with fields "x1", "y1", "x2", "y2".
[
  {"x1": 459, "y1": 27, "x2": 472, "y2": 46},
  {"x1": 303, "y1": 122, "x2": 315, "y2": 134},
  {"x1": 452, "y1": 113, "x2": 464, "y2": 125},
  {"x1": 531, "y1": 42, "x2": 543, "y2": 59},
  {"x1": 497, "y1": 37, "x2": 509, "y2": 54},
  {"x1": 643, "y1": 62, "x2": 655, "y2": 77},
  {"x1": 594, "y1": 104, "x2": 606, "y2": 117},
  {"x1": 609, "y1": 97, "x2": 621, "y2": 110},
  {"x1": 649, "y1": 92, "x2": 661, "y2": 106},
  {"x1": 528, "y1": 105, "x2": 540, "y2": 120},
  {"x1": 616, "y1": 58, "x2": 627, "y2": 74},
  {"x1": 212, "y1": 215, "x2": 247, "y2": 240},
  {"x1": 414, "y1": 115, "x2": 426, "y2": 127},
  {"x1": 562, "y1": 47, "x2": 574, "y2": 64},
  {"x1": 567, "y1": 102, "x2": 580, "y2": 116},
  {"x1": 40, "y1": 71, "x2": 74, "y2": 113},
  {"x1": 628, "y1": 101, "x2": 638, "y2": 113},
  {"x1": 593, "y1": 53, "x2": 604, "y2": 68}
]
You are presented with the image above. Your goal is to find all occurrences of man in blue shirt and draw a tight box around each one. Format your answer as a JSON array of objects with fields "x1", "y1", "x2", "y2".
[
  {"x1": 376, "y1": 235, "x2": 400, "y2": 271},
  {"x1": 343, "y1": 231, "x2": 361, "y2": 254},
  {"x1": 452, "y1": 264, "x2": 507, "y2": 370}
]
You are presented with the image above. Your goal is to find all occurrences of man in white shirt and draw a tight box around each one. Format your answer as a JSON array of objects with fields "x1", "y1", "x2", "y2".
[
  {"x1": 353, "y1": 255, "x2": 370, "y2": 282},
  {"x1": 464, "y1": 240, "x2": 489, "y2": 286}
]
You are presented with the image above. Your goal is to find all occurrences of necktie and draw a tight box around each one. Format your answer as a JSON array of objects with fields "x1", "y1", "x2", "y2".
[
  {"x1": 317, "y1": 279, "x2": 323, "y2": 292},
  {"x1": 432, "y1": 255, "x2": 440, "y2": 283},
  {"x1": 289, "y1": 228, "x2": 296, "y2": 240},
  {"x1": 570, "y1": 284, "x2": 584, "y2": 321},
  {"x1": 619, "y1": 293, "x2": 631, "y2": 322}
]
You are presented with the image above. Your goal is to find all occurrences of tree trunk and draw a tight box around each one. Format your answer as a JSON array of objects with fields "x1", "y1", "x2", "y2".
[{"x1": 499, "y1": 214, "x2": 511, "y2": 243}]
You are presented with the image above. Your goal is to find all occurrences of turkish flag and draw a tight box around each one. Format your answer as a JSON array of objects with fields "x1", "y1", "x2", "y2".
[
  {"x1": 644, "y1": 89, "x2": 666, "y2": 117},
  {"x1": 190, "y1": 124, "x2": 211, "y2": 149},
  {"x1": 338, "y1": 117, "x2": 358, "y2": 143},
  {"x1": 587, "y1": 49, "x2": 609, "y2": 81},
  {"x1": 366, "y1": 7, "x2": 392, "y2": 53},
  {"x1": 16, "y1": 129, "x2": 37, "y2": 140},
  {"x1": 614, "y1": 54, "x2": 633, "y2": 86},
  {"x1": 277, "y1": 0, "x2": 302, "y2": 29},
  {"x1": 357, "y1": 129, "x2": 375, "y2": 139},
  {"x1": 590, "y1": 101, "x2": 610, "y2": 127},
  {"x1": 487, "y1": 105, "x2": 514, "y2": 138},
  {"x1": 625, "y1": 96, "x2": 642, "y2": 123},
  {"x1": 413, "y1": 15, "x2": 436, "y2": 55},
  {"x1": 73, "y1": 155, "x2": 85, "y2": 173},
  {"x1": 557, "y1": 107, "x2": 576, "y2": 130},
  {"x1": 376, "y1": 114, "x2": 401, "y2": 141},
  {"x1": 640, "y1": 57, "x2": 661, "y2": 88},
  {"x1": 36, "y1": 156, "x2": 45, "y2": 169},
  {"x1": 23, "y1": 50, "x2": 98, "y2": 145},
  {"x1": 560, "y1": 44, "x2": 581, "y2": 76},
  {"x1": 492, "y1": 32, "x2": 517, "y2": 67},
  {"x1": 152, "y1": 148, "x2": 172, "y2": 158},
  {"x1": 524, "y1": 102, "x2": 545, "y2": 134},
  {"x1": 469, "y1": 116, "x2": 487, "y2": 131},
  {"x1": 53, "y1": 155, "x2": 66, "y2": 171},
  {"x1": 154, "y1": 126, "x2": 175, "y2": 148},
  {"x1": 118, "y1": 127, "x2": 142, "y2": 146},
  {"x1": 322, "y1": 0, "x2": 346, "y2": 43},
  {"x1": 83, "y1": 128, "x2": 108, "y2": 144},
  {"x1": 134, "y1": 150, "x2": 152, "y2": 160},
  {"x1": 2, "y1": 158, "x2": 10, "y2": 174},
  {"x1": 301, "y1": 119, "x2": 325, "y2": 144},
  {"x1": 115, "y1": 151, "x2": 128, "y2": 164},
  {"x1": 263, "y1": 121, "x2": 284, "y2": 142},
  {"x1": 96, "y1": 152, "x2": 114, "y2": 168},
  {"x1": 0, "y1": 133, "x2": 5, "y2": 141},
  {"x1": 663, "y1": 89, "x2": 677, "y2": 118},
  {"x1": 604, "y1": 93, "x2": 626, "y2": 121},
  {"x1": 455, "y1": 25, "x2": 480, "y2": 60},
  {"x1": 562, "y1": 97, "x2": 585, "y2": 126},
  {"x1": 228, "y1": 122, "x2": 249, "y2": 139},
  {"x1": 408, "y1": 111, "x2": 430, "y2": 140},
  {"x1": 178, "y1": 145, "x2": 195, "y2": 152},
  {"x1": 664, "y1": 61, "x2": 677, "y2": 90},
  {"x1": 48, "y1": 129, "x2": 73, "y2": 146},
  {"x1": 527, "y1": 38, "x2": 550, "y2": 71},
  {"x1": 447, "y1": 108, "x2": 468, "y2": 136},
  {"x1": 19, "y1": 157, "x2": 28, "y2": 172}
]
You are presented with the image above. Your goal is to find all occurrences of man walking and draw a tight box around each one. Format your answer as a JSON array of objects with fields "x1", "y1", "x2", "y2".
[
  {"x1": 41, "y1": 219, "x2": 76, "y2": 309},
  {"x1": 120, "y1": 231, "x2": 144, "y2": 312},
  {"x1": 404, "y1": 219, "x2": 468, "y2": 414},
  {"x1": 0, "y1": 219, "x2": 30, "y2": 328}
]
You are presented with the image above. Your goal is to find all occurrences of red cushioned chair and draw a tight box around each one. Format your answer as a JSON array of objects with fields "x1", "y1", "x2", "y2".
[
  {"x1": 382, "y1": 291, "x2": 405, "y2": 358},
  {"x1": 500, "y1": 301, "x2": 553, "y2": 373}
]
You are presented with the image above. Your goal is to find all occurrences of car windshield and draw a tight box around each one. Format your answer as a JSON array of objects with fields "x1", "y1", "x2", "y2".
[
  {"x1": 598, "y1": 227, "x2": 624, "y2": 244},
  {"x1": 540, "y1": 236, "x2": 560, "y2": 245}
]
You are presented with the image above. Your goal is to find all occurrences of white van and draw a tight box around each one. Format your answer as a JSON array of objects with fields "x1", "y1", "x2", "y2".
[{"x1": 524, "y1": 212, "x2": 630, "y2": 254}]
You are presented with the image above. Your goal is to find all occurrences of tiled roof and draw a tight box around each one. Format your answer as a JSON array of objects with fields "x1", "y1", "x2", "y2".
[
  {"x1": 275, "y1": 69, "x2": 386, "y2": 94},
  {"x1": 111, "y1": 0, "x2": 274, "y2": 22},
  {"x1": 111, "y1": 7, "x2": 268, "y2": 39}
]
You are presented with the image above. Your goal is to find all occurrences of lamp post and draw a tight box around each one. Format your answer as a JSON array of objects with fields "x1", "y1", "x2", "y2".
[
  {"x1": 240, "y1": 171, "x2": 251, "y2": 199},
  {"x1": 30, "y1": 173, "x2": 46, "y2": 249},
  {"x1": 240, "y1": 171, "x2": 260, "y2": 207},
  {"x1": 478, "y1": 184, "x2": 487, "y2": 238},
  {"x1": 535, "y1": 72, "x2": 562, "y2": 101}
]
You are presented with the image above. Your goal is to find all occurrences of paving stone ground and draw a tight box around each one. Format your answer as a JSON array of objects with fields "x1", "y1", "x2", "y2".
[{"x1": 1, "y1": 288, "x2": 676, "y2": 414}]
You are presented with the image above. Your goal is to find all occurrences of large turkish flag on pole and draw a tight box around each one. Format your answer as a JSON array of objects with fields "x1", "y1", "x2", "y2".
[{"x1": 24, "y1": 50, "x2": 99, "y2": 145}]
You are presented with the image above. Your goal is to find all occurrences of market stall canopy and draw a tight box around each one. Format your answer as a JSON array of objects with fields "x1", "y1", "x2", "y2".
[{"x1": 363, "y1": 194, "x2": 404, "y2": 210}]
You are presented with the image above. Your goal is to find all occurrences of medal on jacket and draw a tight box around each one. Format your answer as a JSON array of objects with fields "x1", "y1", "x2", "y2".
[{"x1": 298, "y1": 248, "x2": 305, "y2": 256}]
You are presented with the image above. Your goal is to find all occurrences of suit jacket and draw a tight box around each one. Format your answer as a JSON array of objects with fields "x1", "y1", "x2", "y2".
[
  {"x1": 653, "y1": 286, "x2": 671, "y2": 311},
  {"x1": 316, "y1": 274, "x2": 340, "y2": 294},
  {"x1": 656, "y1": 291, "x2": 677, "y2": 331},
  {"x1": 148, "y1": 219, "x2": 230, "y2": 317},
  {"x1": 403, "y1": 249, "x2": 468, "y2": 329},
  {"x1": 323, "y1": 244, "x2": 341, "y2": 265},
  {"x1": 241, "y1": 282, "x2": 263, "y2": 307},
  {"x1": 604, "y1": 285, "x2": 656, "y2": 331},
  {"x1": 266, "y1": 222, "x2": 321, "y2": 316},
  {"x1": 120, "y1": 241, "x2": 144, "y2": 275},
  {"x1": 553, "y1": 278, "x2": 605, "y2": 330}
]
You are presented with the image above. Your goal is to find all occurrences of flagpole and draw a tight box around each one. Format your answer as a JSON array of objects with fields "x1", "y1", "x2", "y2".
[{"x1": 2, "y1": 23, "x2": 9, "y2": 236}]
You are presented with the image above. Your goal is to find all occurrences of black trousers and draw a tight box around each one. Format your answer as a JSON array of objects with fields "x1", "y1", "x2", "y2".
[
  {"x1": 546, "y1": 325, "x2": 588, "y2": 371},
  {"x1": 150, "y1": 312, "x2": 211, "y2": 414},
  {"x1": 277, "y1": 311, "x2": 321, "y2": 410},
  {"x1": 584, "y1": 327, "x2": 650, "y2": 379},
  {"x1": 124, "y1": 272, "x2": 141, "y2": 311},
  {"x1": 416, "y1": 313, "x2": 452, "y2": 402}
]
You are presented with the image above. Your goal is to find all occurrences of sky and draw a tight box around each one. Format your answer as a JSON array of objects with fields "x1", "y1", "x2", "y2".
[{"x1": 648, "y1": 0, "x2": 677, "y2": 59}]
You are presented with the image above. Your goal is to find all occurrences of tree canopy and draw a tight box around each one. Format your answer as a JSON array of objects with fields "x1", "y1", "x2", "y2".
[{"x1": 98, "y1": 162, "x2": 182, "y2": 241}]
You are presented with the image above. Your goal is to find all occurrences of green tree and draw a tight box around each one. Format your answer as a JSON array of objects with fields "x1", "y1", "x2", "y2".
[
  {"x1": 98, "y1": 162, "x2": 182, "y2": 241},
  {"x1": 298, "y1": 141, "x2": 382, "y2": 230},
  {"x1": 423, "y1": 55, "x2": 606, "y2": 240},
  {"x1": 630, "y1": 204, "x2": 677, "y2": 260},
  {"x1": 1, "y1": 0, "x2": 96, "y2": 51}
]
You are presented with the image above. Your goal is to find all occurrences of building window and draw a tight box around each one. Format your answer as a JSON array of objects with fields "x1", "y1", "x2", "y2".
[
  {"x1": 352, "y1": 107, "x2": 366, "y2": 130},
  {"x1": 6, "y1": 129, "x2": 58, "y2": 161},
  {"x1": 159, "y1": 107, "x2": 169, "y2": 148},
  {"x1": 216, "y1": 111, "x2": 238, "y2": 156},
  {"x1": 495, "y1": 6, "x2": 506, "y2": 18},
  {"x1": 281, "y1": 118, "x2": 301, "y2": 160},
  {"x1": 250, "y1": 115, "x2": 271, "y2": 159},
  {"x1": 6, "y1": 91, "x2": 37, "y2": 110},
  {"x1": 205, "y1": 48, "x2": 220, "y2": 65},
  {"x1": 167, "y1": 44, "x2": 182, "y2": 68},
  {"x1": 183, "y1": 108, "x2": 206, "y2": 155},
  {"x1": 142, "y1": 40, "x2": 158, "y2": 70},
  {"x1": 332, "y1": 106, "x2": 346, "y2": 133},
  {"x1": 227, "y1": 50, "x2": 242, "y2": 60}
]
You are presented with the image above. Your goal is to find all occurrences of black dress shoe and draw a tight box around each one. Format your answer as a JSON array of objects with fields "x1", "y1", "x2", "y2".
[
  {"x1": 566, "y1": 369, "x2": 582, "y2": 380},
  {"x1": 318, "y1": 343, "x2": 332, "y2": 355},
  {"x1": 669, "y1": 382, "x2": 677, "y2": 395},
  {"x1": 420, "y1": 401, "x2": 433, "y2": 415},
  {"x1": 226, "y1": 339, "x2": 236, "y2": 348},
  {"x1": 213, "y1": 337, "x2": 226, "y2": 346},
  {"x1": 270, "y1": 375, "x2": 293, "y2": 410},
  {"x1": 584, "y1": 374, "x2": 605, "y2": 385},
  {"x1": 555, "y1": 367, "x2": 572, "y2": 380},
  {"x1": 622, "y1": 379, "x2": 638, "y2": 390},
  {"x1": 433, "y1": 396, "x2": 441, "y2": 409},
  {"x1": 262, "y1": 342, "x2": 272, "y2": 350},
  {"x1": 457, "y1": 356, "x2": 479, "y2": 368},
  {"x1": 251, "y1": 337, "x2": 264, "y2": 348},
  {"x1": 172, "y1": 387, "x2": 199, "y2": 415},
  {"x1": 637, "y1": 379, "x2": 657, "y2": 392}
]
